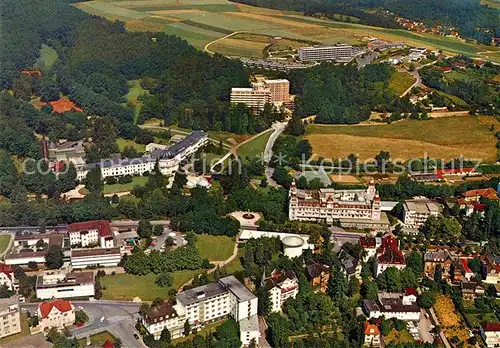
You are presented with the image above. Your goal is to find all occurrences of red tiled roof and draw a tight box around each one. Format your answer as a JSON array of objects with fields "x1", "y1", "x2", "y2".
[
  {"x1": 378, "y1": 235, "x2": 405, "y2": 265},
  {"x1": 483, "y1": 323, "x2": 500, "y2": 332},
  {"x1": 43, "y1": 99, "x2": 83, "y2": 114},
  {"x1": 474, "y1": 204, "x2": 487, "y2": 212},
  {"x1": 404, "y1": 288, "x2": 417, "y2": 296},
  {"x1": 359, "y1": 236, "x2": 376, "y2": 248},
  {"x1": 68, "y1": 220, "x2": 112, "y2": 237},
  {"x1": 460, "y1": 258, "x2": 473, "y2": 274},
  {"x1": 463, "y1": 188, "x2": 498, "y2": 200},
  {"x1": 0, "y1": 264, "x2": 13, "y2": 277},
  {"x1": 103, "y1": 340, "x2": 114, "y2": 348},
  {"x1": 435, "y1": 167, "x2": 475, "y2": 179},
  {"x1": 38, "y1": 299, "x2": 73, "y2": 319},
  {"x1": 21, "y1": 70, "x2": 42, "y2": 76},
  {"x1": 364, "y1": 322, "x2": 380, "y2": 335},
  {"x1": 437, "y1": 66, "x2": 451, "y2": 71}
]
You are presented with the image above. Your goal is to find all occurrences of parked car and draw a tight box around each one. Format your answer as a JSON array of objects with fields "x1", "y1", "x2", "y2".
[{"x1": 134, "y1": 333, "x2": 139, "y2": 339}]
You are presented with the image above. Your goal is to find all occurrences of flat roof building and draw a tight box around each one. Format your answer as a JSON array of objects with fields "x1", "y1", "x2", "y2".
[
  {"x1": 298, "y1": 44, "x2": 354, "y2": 62},
  {"x1": 403, "y1": 200, "x2": 441, "y2": 229},
  {"x1": 36, "y1": 270, "x2": 95, "y2": 300},
  {"x1": 0, "y1": 296, "x2": 21, "y2": 339}
]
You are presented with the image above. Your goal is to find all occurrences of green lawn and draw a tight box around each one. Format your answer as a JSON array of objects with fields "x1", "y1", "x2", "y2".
[
  {"x1": 124, "y1": 79, "x2": 150, "y2": 124},
  {"x1": 195, "y1": 234, "x2": 235, "y2": 262},
  {"x1": 435, "y1": 90, "x2": 469, "y2": 107},
  {"x1": 224, "y1": 249, "x2": 244, "y2": 274},
  {"x1": 78, "y1": 331, "x2": 116, "y2": 348},
  {"x1": 388, "y1": 71, "x2": 415, "y2": 95},
  {"x1": 101, "y1": 269, "x2": 204, "y2": 301},
  {"x1": 0, "y1": 235, "x2": 11, "y2": 256},
  {"x1": 34, "y1": 44, "x2": 59, "y2": 72},
  {"x1": 237, "y1": 129, "x2": 273, "y2": 159},
  {"x1": 116, "y1": 137, "x2": 146, "y2": 152},
  {"x1": 81, "y1": 176, "x2": 148, "y2": 195},
  {"x1": 464, "y1": 311, "x2": 498, "y2": 328}
]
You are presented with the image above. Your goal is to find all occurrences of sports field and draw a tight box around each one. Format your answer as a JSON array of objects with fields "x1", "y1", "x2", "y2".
[
  {"x1": 73, "y1": 0, "x2": 500, "y2": 60},
  {"x1": 305, "y1": 116, "x2": 499, "y2": 162}
]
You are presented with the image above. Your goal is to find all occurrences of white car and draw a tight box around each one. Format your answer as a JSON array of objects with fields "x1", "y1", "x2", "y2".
[{"x1": 100, "y1": 316, "x2": 105, "y2": 323}]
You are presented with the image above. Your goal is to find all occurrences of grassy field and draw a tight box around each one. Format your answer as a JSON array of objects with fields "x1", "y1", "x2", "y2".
[
  {"x1": 224, "y1": 248, "x2": 243, "y2": 274},
  {"x1": 34, "y1": 44, "x2": 59, "y2": 72},
  {"x1": 78, "y1": 331, "x2": 116, "y2": 347},
  {"x1": 435, "y1": 90, "x2": 469, "y2": 108},
  {"x1": 116, "y1": 137, "x2": 146, "y2": 152},
  {"x1": 388, "y1": 71, "x2": 415, "y2": 95},
  {"x1": 305, "y1": 116, "x2": 498, "y2": 162},
  {"x1": 101, "y1": 270, "x2": 203, "y2": 301},
  {"x1": 237, "y1": 129, "x2": 273, "y2": 159},
  {"x1": 195, "y1": 234, "x2": 235, "y2": 261},
  {"x1": 0, "y1": 235, "x2": 11, "y2": 255},
  {"x1": 81, "y1": 176, "x2": 148, "y2": 194},
  {"x1": 125, "y1": 79, "x2": 150, "y2": 124},
  {"x1": 74, "y1": 0, "x2": 500, "y2": 60}
]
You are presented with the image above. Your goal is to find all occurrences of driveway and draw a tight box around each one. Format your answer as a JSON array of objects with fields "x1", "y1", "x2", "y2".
[{"x1": 418, "y1": 309, "x2": 434, "y2": 343}]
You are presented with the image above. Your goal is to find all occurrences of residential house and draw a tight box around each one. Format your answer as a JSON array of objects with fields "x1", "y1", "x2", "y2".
[
  {"x1": 0, "y1": 264, "x2": 15, "y2": 291},
  {"x1": 38, "y1": 299, "x2": 75, "y2": 331},
  {"x1": 451, "y1": 260, "x2": 464, "y2": 283},
  {"x1": 423, "y1": 250, "x2": 452, "y2": 280},
  {"x1": 374, "y1": 235, "x2": 406, "y2": 276},
  {"x1": 339, "y1": 249, "x2": 361, "y2": 278},
  {"x1": 359, "y1": 236, "x2": 382, "y2": 262},
  {"x1": 364, "y1": 322, "x2": 381, "y2": 347},
  {"x1": 0, "y1": 296, "x2": 21, "y2": 339},
  {"x1": 461, "y1": 282, "x2": 485, "y2": 300},
  {"x1": 483, "y1": 254, "x2": 500, "y2": 284},
  {"x1": 481, "y1": 323, "x2": 500, "y2": 348},
  {"x1": 306, "y1": 262, "x2": 330, "y2": 293},
  {"x1": 363, "y1": 292, "x2": 420, "y2": 321},
  {"x1": 141, "y1": 301, "x2": 184, "y2": 340},
  {"x1": 262, "y1": 269, "x2": 299, "y2": 313},
  {"x1": 68, "y1": 220, "x2": 114, "y2": 248}
]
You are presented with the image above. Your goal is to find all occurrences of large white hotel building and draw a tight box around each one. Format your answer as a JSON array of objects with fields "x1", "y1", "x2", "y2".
[
  {"x1": 298, "y1": 44, "x2": 354, "y2": 62},
  {"x1": 288, "y1": 180, "x2": 387, "y2": 229},
  {"x1": 230, "y1": 79, "x2": 290, "y2": 110},
  {"x1": 141, "y1": 276, "x2": 260, "y2": 346}
]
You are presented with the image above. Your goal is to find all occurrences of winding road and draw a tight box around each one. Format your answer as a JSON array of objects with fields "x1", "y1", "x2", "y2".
[{"x1": 264, "y1": 121, "x2": 287, "y2": 187}]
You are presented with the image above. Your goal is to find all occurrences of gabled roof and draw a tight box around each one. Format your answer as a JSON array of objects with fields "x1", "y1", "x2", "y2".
[
  {"x1": 38, "y1": 299, "x2": 73, "y2": 319},
  {"x1": 483, "y1": 323, "x2": 500, "y2": 332},
  {"x1": 0, "y1": 264, "x2": 13, "y2": 278},
  {"x1": 364, "y1": 322, "x2": 380, "y2": 335},
  {"x1": 103, "y1": 340, "x2": 114, "y2": 348},
  {"x1": 404, "y1": 288, "x2": 417, "y2": 296},
  {"x1": 306, "y1": 262, "x2": 329, "y2": 278},
  {"x1": 463, "y1": 188, "x2": 498, "y2": 200},
  {"x1": 68, "y1": 220, "x2": 112, "y2": 237}
]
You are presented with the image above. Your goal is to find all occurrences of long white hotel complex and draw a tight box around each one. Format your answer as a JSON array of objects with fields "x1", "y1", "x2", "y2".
[
  {"x1": 288, "y1": 180, "x2": 390, "y2": 230},
  {"x1": 76, "y1": 130, "x2": 208, "y2": 181},
  {"x1": 230, "y1": 79, "x2": 290, "y2": 110}
]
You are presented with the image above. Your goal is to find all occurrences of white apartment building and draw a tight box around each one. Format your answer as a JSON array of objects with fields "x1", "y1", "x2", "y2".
[
  {"x1": 68, "y1": 220, "x2": 114, "y2": 248},
  {"x1": 482, "y1": 323, "x2": 500, "y2": 348},
  {"x1": 363, "y1": 292, "x2": 420, "y2": 321},
  {"x1": 403, "y1": 200, "x2": 441, "y2": 229},
  {"x1": 298, "y1": 44, "x2": 353, "y2": 62},
  {"x1": 141, "y1": 301, "x2": 185, "y2": 340},
  {"x1": 38, "y1": 299, "x2": 75, "y2": 331},
  {"x1": 77, "y1": 131, "x2": 208, "y2": 181},
  {"x1": 289, "y1": 180, "x2": 381, "y2": 225},
  {"x1": 0, "y1": 296, "x2": 21, "y2": 339},
  {"x1": 143, "y1": 276, "x2": 259, "y2": 346},
  {"x1": 36, "y1": 270, "x2": 95, "y2": 300},
  {"x1": 262, "y1": 269, "x2": 299, "y2": 313},
  {"x1": 70, "y1": 248, "x2": 122, "y2": 269},
  {"x1": 0, "y1": 264, "x2": 15, "y2": 291},
  {"x1": 230, "y1": 86, "x2": 271, "y2": 110}
]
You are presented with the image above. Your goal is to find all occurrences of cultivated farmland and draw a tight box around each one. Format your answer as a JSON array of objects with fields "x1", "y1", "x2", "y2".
[
  {"x1": 73, "y1": 0, "x2": 500, "y2": 60},
  {"x1": 304, "y1": 116, "x2": 499, "y2": 162}
]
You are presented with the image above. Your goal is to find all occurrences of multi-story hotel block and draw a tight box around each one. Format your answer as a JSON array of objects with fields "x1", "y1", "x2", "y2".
[
  {"x1": 76, "y1": 131, "x2": 208, "y2": 181},
  {"x1": 262, "y1": 269, "x2": 299, "y2": 313},
  {"x1": 289, "y1": 180, "x2": 383, "y2": 227},
  {"x1": 0, "y1": 296, "x2": 21, "y2": 339},
  {"x1": 403, "y1": 200, "x2": 441, "y2": 229},
  {"x1": 298, "y1": 44, "x2": 354, "y2": 62},
  {"x1": 70, "y1": 247, "x2": 122, "y2": 269},
  {"x1": 36, "y1": 270, "x2": 95, "y2": 300},
  {"x1": 68, "y1": 220, "x2": 114, "y2": 248},
  {"x1": 141, "y1": 276, "x2": 260, "y2": 346},
  {"x1": 230, "y1": 79, "x2": 290, "y2": 110}
]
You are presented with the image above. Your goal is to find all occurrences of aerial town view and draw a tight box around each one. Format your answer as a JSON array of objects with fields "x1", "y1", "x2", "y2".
[{"x1": 0, "y1": 0, "x2": 499, "y2": 347}]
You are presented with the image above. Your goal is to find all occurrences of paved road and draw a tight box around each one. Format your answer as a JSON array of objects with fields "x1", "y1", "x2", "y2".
[
  {"x1": 418, "y1": 309, "x2": 434, "y2": 343},
  {"x1": 399, "y1": 60, "x2": 437, "y2": 97},
  {"x1": 264, "y1": 122, "x2": 287, "y2": 187},
  {"x1": 23, "y1": 301, "x2": 144, "y2": 348},
  {"x1": 357, "y1": 52, "x2": 380, "y2": 69}
]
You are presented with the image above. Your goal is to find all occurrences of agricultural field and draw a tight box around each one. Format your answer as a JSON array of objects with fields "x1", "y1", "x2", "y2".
[
  {"x1": 388, "y1": 71, "x2": 416, "y2": 96},
  {"x1": 73, "y1": 0, "x2": 500, "y2": 60},
  {"x1": 305, "y1": 116, "x2": 499, "y2": 162}
]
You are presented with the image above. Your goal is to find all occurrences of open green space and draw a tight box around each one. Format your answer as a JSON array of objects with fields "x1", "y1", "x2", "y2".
[
  {"x1": 305, "y1": 116, "x2": 498, "y2": 161},
  {"x1": 78, "y1": 331, "x2": 116, "y2": 348},
  {"x1": 237, "y1": 129, "x2": 272, "y2": 159},
  {"x1": 81, "y1": 176, "x2": 148, "y2": 195},
  {"x1": 172, "y1": 320, "x2": 226, "y2": 344},
  {"x1": 116, "y1": 137, "x2": 146, "y2": 152},
  {"x1": 0, "y1": 235, "x2": 11, "y2": 256},
  {"x1": 195, "y1": 234, "x2": 235, "y2": 261},
  {"x1": 224, "y1": 248, "x2": 243, "y2": 274},
  {"x1": 384, "y1": 329, "x2": 414, "y2": 344},
  {"x1": 124, "y1": 79, "x2": 150, "y2": 124},
  {"x1": 435, "y1": 90, "x2": 469, "y2": 108},
  {"x1": 34, "y1": 44, "x2": 59, "y2": 72},
  {"x1": 101, "y1": 269, "x2": 204, "y2": 301},
  {"x1": 75, "y1": 0, "x2": 499, "y2": 60},
  {"x1": 464, "y1": 311, "x2": 498, "y2": 328},
  {"x1": 388, "y1": 71, "x2": 415, "y2": 95}
]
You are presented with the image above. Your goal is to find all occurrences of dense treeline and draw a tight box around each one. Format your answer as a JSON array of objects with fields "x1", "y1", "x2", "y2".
[
  {"x1": 230, "y1": 0, "x2": 499, "y2": 44},
  {"x1": 290, "y1": 63, "x2": 407, "y2": 124}
]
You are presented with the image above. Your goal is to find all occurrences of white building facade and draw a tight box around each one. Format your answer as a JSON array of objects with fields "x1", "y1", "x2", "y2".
[
  {"x1": 298, "y1": 45, "x2": 353, "y2": 62},
  {"x1": 263, "y1": 269, "x2": 299, "y2": 313},
  {"x1": 36, "y1": 271, "x2": 95, "y2": 300},
  {"x1": 403, "y1": 200, "x2": 441, "y2": 229},
  {"x1": 0, "y1": 296, "x2": 21, "y2": 339},
  {"x1": 70, "y1": 248, "x2": 122, "y2": 269},
  {"x1": 38, "y1": 299, "x2": 75, "y2": 331}
]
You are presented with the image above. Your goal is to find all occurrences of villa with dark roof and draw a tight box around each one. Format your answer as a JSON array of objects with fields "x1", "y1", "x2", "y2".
[{"x1": 262, "y1": 269, "x2": 299, "y2": 313}]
